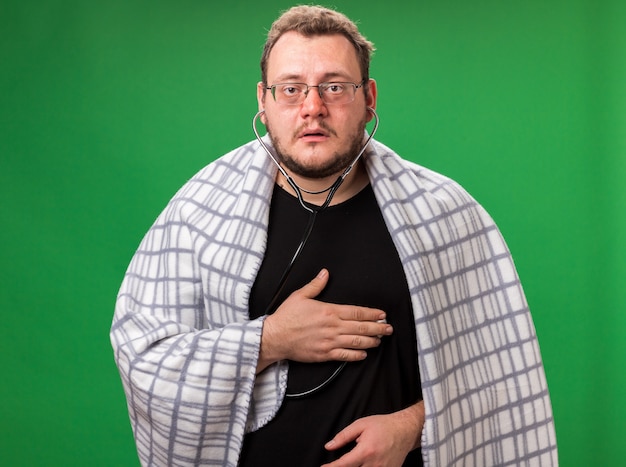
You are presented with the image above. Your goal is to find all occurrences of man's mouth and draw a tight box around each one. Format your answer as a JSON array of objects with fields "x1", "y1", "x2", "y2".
[
  {"x1": 297, "y1": 126, "x2": 333, "y2": 142},
  {"x1": 300, "y1": 128, "x2": 327, "y2": 137}
]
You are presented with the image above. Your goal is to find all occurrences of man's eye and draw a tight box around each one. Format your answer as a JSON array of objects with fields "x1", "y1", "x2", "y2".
[
  {"x1": 326, "y1": 83, "x2": 345, "y2": 94},
  {"x1": 282, "y1": 86, "x2": 301, "y2": 96}
]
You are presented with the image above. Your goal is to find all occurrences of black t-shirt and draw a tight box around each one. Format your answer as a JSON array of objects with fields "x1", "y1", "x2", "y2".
[{"x1": 240, "y1": 184, "x2": 423, "y2": 466}]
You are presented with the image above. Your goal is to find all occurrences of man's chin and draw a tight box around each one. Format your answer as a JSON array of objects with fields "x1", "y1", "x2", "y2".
[
  {"x1": 280, "y1": 159, "x2": 345, "y2": 180},
  {"x1": 268, "y1": 133, "x2": 361, "y2": 179}
]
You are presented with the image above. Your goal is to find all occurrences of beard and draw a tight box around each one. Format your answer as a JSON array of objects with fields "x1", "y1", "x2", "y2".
[{"x1": 265, "y1": 116, "x2": 368, "y2": 179}]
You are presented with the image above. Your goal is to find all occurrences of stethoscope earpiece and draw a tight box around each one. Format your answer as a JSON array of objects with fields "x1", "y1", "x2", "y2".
[{"x1": 252, "y1": 107, "x2": 379, "y2": 210}]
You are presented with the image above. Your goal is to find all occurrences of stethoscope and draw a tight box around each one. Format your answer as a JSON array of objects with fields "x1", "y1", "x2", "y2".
[{"x1": 252, "y1": 107, "x2": 379, "y2": 398}]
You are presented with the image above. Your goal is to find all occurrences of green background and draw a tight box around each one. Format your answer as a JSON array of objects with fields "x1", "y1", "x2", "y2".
[{"x1": 1, "y1": 0, "x2": 624, "y2": 465}]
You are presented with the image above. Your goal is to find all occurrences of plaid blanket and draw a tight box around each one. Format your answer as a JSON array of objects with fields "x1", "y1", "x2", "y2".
[{"x1": 112, "y1": 137, "x2": 558, "y2": 466}]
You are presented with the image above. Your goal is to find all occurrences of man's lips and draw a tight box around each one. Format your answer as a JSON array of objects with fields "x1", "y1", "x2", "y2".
[
  {"x1": 298, "y1": 128, "x2": 329, "y2": 138},
  {"x1": 296, "y1": 123, "x2": 336, "y2": 142}
]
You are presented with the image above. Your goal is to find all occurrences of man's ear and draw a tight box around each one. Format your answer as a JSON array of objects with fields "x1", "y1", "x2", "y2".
[
  {"x1": 365, "y1": 79, "x2": 378, "y2": 122},
  {"x1": 256, "y1": 82, "x2": 267, "y2": 124}
]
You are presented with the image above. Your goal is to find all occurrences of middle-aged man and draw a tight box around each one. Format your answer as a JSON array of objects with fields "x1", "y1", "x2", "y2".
[{"x1": 111, "y1": 5, "x2": 558, "y2": 466}]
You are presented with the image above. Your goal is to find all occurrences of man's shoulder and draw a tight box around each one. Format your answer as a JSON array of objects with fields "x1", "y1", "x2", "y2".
[
  {"x1": 163, "y1": 139, "x2": 274, "y2": 217},
  {"x1": 193, "y1": 139, "x2": 263, "y2": 181},
  {"x1": 367, "y1": 140, "x2": 470, "y2": 199},
  {"x1": 174, "y1": 139, "x2": 274, "y2": 195}
]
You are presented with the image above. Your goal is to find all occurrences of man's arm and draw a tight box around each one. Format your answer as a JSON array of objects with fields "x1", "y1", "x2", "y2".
[{"x1": 111, "y1": 203, "x2": 273, "y2": 466}]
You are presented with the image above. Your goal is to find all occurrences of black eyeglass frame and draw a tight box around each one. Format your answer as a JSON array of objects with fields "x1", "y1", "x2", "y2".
[{"x1": 265, "y1": 80, "x2": 366, "y2": 105}]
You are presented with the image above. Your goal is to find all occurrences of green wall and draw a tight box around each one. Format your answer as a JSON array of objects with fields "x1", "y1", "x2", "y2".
[{"x1": 1, "y1": 1, "x2": 624, "y2": 465}]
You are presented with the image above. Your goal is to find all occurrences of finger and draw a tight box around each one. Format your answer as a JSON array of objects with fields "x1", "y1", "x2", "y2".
[
  {"x1": 325, "y1": 422, "x2": 362, "y2": 451},
  {"x1": 336, "y1": 334, "x2": 382, "y2": 351},
  {"x1": 338, "y1": 305, "x2": 386, "y2": 323},
  {"x1": 334, "y1": 320, "x2": 393, "y2": 340},
  {"x1": 326, "y1": 335, "x2": 380, "y2": 362},
  {"x1": 297, "y1": 268, "x2": 330, "y2": 299},
  {"x1": 344, "y1": 321, "x2": 393, "y2": 338},
  {"x1": 329, "y1": 348, "x2": 368, "y2": 362}
]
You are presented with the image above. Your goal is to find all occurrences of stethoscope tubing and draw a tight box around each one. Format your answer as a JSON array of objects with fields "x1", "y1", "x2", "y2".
[
  {"x1": 251, "y1": 108, "x2": 379, "y2": 397},
  {"x1": 252, "y1": 107, "x2": 379, "y2": 212}
]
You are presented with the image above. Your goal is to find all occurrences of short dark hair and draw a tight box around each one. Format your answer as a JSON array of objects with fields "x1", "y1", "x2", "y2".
[{"x1": 260, "y1": 5, "x2": 375, "y2": 88}]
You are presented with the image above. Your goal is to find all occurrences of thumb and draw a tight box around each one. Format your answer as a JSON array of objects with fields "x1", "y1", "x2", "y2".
[{"x1": 298, "y1": 268, "x2": 329, "y2": 299}]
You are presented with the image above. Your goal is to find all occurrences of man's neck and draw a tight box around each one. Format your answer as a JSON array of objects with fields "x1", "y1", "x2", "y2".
[{"x1": 276, "y1": 161, "x2": 369, "y2": 206}]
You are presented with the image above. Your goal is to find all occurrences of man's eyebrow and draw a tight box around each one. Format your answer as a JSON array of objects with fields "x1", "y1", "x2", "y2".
[
  {"x1": 271, "y1": 73, "x2": 302, "y2": 83},
  {"x1": 271, "y1": 71, "x2": 355, "y2": 83}
]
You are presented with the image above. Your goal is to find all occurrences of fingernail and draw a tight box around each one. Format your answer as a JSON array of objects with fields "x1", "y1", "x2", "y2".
[{"x1": 318, "y1": 269, "x2": 328, "y2": 279}]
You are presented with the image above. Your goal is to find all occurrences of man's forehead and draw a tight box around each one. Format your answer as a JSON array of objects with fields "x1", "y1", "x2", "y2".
[{"x1": 266, "y1": 32, "x2": 360, "y2": 81}]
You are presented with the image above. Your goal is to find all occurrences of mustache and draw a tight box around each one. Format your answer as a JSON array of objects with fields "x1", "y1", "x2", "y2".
[{"x1": 293, "y1": 120, "x2": 338, "y2": 139}]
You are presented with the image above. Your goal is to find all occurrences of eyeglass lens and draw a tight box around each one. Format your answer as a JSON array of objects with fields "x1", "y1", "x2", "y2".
[{"x1": 271, "y1": 82, "x2": 359, "y2": 105}]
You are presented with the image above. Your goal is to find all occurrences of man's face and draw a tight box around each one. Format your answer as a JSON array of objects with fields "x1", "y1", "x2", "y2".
[{"x1": 257, "y1": 31, "x2": 377, "y2": 180}]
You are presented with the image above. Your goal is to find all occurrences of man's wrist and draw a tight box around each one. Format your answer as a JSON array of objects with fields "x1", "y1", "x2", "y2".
[
  {"x1": 257, "y1": 315, "x2": 280, "y2": 373},
  {"x1": 401, "y1": 400, "x2": 425, "y2": 450}
]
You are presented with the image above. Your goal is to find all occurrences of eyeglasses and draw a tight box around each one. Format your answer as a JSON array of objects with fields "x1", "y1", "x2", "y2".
[{"x1": 265, "y1": 81, "x2": 365, "y2": 105}]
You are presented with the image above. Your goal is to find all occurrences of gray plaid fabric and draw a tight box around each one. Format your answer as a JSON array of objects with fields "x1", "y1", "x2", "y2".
[{"x1": 111, "y1": 137, "x2": 558, "y2": 466}]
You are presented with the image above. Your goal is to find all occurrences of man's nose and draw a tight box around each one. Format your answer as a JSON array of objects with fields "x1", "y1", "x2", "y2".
[{"x1": 300, "y1": 86, "x2": 327, "y2": 116}]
